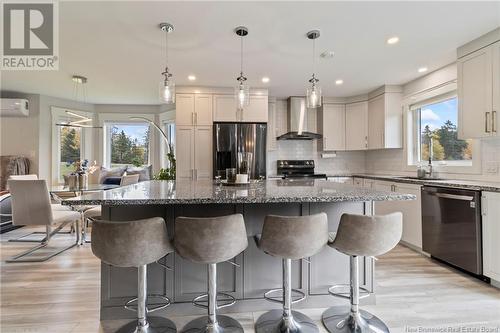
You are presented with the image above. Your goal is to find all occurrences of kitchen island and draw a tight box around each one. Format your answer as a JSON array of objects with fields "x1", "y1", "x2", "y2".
[{"x1": 64, "y1": 179, "x2": 415, "y2": 320}]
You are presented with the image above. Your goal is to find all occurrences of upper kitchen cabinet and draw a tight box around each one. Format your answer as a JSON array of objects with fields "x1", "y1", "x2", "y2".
[
  {"x1": 345, "y1": 101, "x2": 368, "y2": 150},
  {"x1": 367, "y1": 86, "x2": 403, "y2": 150},
  {"x1": 213, "y1": 94, "x2": 268, "y2": 122},
  {"x1": 457, "y1": 28, "x2": 499, "y2": 139},
  {"x1": 317, "y1": 103, "x2": 345, "y2": 151},
  {"x1": 175, "y1": 93, "x2": 213, "y2": 126}
]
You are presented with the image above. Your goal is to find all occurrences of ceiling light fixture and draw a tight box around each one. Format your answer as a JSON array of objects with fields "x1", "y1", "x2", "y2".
[
  {"x1": 159, "y1": 22, "x2": 175, "y2": 104},
  {"x1": 387, "y1": 36, "x2": 399, "y2": 45},
  {"x1": 418, "y1": 67, "x2": 428, "y2": 73},
  {"x1": 261, "y1": 77, "x2": 270, "y2": 83},
  {"x1": 188, "y1": 75, "x2": 196, "y2": 81},
  {"x1": 306, "y1": 30, "x2": 322, "y2": 108},
  {"x1": 335, "y1": 79, "x2": 343, "y2": 85},
  {"x1": 234, "y1": 26, "x2": 250, "y2": 112}
]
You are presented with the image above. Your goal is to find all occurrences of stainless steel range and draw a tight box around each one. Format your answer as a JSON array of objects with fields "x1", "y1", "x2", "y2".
[{"x1": 277, "y1": 160, "x2": 327, "y2": 179}]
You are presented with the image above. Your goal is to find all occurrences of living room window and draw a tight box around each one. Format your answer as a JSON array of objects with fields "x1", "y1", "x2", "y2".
[
  {"x1": 410, "y1": 94, "x2": 474, "y2": 167},
  {"x1": 58, "y1": 126, "x2": 83, "y2": 179},
  {"x1": 104, "y1": 122, "x2": 151, "y2": 168}
]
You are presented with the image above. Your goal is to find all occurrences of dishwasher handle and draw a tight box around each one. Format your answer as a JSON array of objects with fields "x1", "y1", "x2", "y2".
[{"x1": 429, "y1": 192, "x2": 474, "y2": 201}]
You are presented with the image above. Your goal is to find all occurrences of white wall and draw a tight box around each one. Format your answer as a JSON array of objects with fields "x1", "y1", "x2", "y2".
[{"x1": 0, "y1": 92, "x2": 40, "y2": 174}]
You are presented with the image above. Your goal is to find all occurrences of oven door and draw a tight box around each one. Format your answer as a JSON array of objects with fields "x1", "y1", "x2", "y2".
[{"x1": 421, "y1": 186, "x2": 482, "y2": 275}]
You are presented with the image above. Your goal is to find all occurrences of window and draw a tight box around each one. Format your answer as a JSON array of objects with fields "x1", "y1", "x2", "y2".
[
  {"x1": 411, "y1": 96, "x2": 473, "y2": 166},
  {"x1": 59, "y1": 126, "x2": 82, "y2": 179},
  {"x1": 165, "y1": 122, "x2": 175, "y2": 157},
  {"x1": 105, "y1": 123, "x2": 150, "y2": 167}
]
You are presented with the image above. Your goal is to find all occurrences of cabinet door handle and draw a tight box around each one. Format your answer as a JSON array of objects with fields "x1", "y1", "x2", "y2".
[
  {"x1": 492, "y1": 111, "x2": 497, "y2": 133},
  {"x1": 192, "y1": 112, "x2": 195, "y2": 125},
  {"x1": 195, "y1": 113, "x2": 198, "y2": 126},
  {"x1": 485, "y1": 112, "x2": 491, "y2": 133}
]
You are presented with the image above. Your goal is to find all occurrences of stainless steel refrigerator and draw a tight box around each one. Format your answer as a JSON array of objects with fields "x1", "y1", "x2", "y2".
[{"x1": 213, "y1": 122, "x2": 267, "y2": 180}]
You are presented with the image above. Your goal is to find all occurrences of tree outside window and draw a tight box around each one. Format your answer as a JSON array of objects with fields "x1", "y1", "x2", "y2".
[
  {"x1": 417, "y1": 97, "x2": 472, "y2": 164},
  {"x1": 59, "y1": 126, "x2": 82, "y2": 178},
  {"x1": 109, "y1": 124, "x2": 150, "y2": 167}
]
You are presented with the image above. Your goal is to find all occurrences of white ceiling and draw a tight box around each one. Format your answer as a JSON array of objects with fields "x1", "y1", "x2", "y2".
[{"x1": 2, "y1": 1, "x2": 499, "y2": 104}]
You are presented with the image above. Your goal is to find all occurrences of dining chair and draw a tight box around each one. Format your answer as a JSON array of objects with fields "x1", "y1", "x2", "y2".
[{"x1": 6, "y1": 180, "x2": 81, "y2": 262}]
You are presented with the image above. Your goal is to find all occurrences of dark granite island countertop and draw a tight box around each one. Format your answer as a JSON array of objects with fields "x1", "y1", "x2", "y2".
[
  {"x1": 63, "y1": 179, "x2": 415, "y2": 206},
  {"x1": 69, "y1": 179, "x2": 415, "y2": 321}
]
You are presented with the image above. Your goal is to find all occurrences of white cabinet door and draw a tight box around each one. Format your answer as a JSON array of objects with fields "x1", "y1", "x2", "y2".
[
  {"x1": 345, "y1": 101, "x2": 368, "y2": 150},
  {"x1": 394, "y1": 183, "x2": 422, "y2": 249},
  {"x1": 374, "y1": 181, "x2": 396, "y2": 216},
  {"x1": 194, "y1": 126, "x2": 212, "y2": 180},
  {"x1": 482, "y1": 191, "x2": 500, "y2": 281},
  {"x1": 458, "y1": 45, "x2": 493, "y2": 139},
  {"x1": 176, "y1": 94, "x2": 195, "y2": 126},
  {"x1": 492, "y1": 41, "x2": 499, "y2": 136},
  {"x1": 213, "y1": 94, "x2": 237, "y2": 122},
  {"x1": 267, "y1": 101, "x2": 277, "y2": 151},
  {"x1": 319, "y1": 104, "x2": 345, "y2": 151},
  {"x1": 368, "y1": 95, "x2": 385, "y2": 149},
  {"x1": 194, "y1": 94, "x2": 213, "y2": 126},
  {"x1": 243, "y1": 96, "x2": 268, "y2": 122},
  {"x1": 175, "y1": 126, "x2": 194, "y2": 180}
]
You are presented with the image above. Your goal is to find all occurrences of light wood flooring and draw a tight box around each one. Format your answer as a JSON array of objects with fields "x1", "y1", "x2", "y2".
[{"x1": 1, "y1": 226, "x2": 499, "y2": 333}]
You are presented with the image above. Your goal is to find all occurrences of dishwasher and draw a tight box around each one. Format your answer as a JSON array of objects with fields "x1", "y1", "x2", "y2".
[{"x1": 421, "y1": 186, "x2": 482, "y2": 275}]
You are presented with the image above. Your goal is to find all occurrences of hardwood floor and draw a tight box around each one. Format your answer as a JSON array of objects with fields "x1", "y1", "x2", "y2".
[{"x1": 1, "y1": 226, "x2": 499, "y2": 333}]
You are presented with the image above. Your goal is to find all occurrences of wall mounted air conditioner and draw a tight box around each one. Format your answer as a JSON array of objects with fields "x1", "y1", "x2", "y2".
[{"x1": 0, "y1": 99, "x2": 29, "y2": 117}]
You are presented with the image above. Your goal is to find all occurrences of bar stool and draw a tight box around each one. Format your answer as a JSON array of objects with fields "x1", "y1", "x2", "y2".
[
  {"x1": 174, "y1": 214, "x2": 248, "y2": 333},
  {"x1": 322, "y1": 212, "x2": 402, "y2": 333},
  {"x1": 91, "y1": 217, "x2": 176, "y2": 333},
  {"x1": 254, "y1": 213, "x2": 329, "y2": 333}
]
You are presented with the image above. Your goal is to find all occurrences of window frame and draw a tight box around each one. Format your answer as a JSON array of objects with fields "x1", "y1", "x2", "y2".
[
  {"x1": 403, "y1": 82, "x2": 481, "y2": 175},
  {"x1": 51, "y1": 107, "x2": 93, "y2": 185},
  {"x1": 159, "y1": 110, "x2": 176, "y2": 169}
]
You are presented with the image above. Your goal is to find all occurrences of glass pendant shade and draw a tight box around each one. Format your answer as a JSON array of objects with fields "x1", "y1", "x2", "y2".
[
  {"x1": 160, "y1": 80, "x2": 175, "y2": 104},
  {"x1": 235, "y1": 82, "x2": 250, "y2": 111},
  {"x1": 306, "y1": 84, "x2": 322, "y2": 108}
]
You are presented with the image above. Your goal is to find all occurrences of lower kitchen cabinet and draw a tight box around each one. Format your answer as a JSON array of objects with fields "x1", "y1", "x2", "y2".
[
  {"x1": 374, "y1": 181, "x2": 422, "y2": 249},
  {"x1": 482, "y1": 191, "x2": 500, "y2": 282}
]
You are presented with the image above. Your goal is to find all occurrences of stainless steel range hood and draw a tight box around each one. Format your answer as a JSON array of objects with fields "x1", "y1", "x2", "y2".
[{"x1": 277, "y1": 97, "x2": 322, "y2": 140}]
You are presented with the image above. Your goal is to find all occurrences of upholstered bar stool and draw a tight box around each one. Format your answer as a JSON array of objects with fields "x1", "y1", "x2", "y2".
[
  {"x1": 91, "y1": 217, "x2": 176, "y2": 333},
  {"x1": 322, "y1": 212, "x2": 403, "y2": 333},
  {"x1": 254, "y1": 213, "x2": 329, "y2": 333},
  {"x1": 174, "y1": 214, "x2": 248, "y2": 333}
]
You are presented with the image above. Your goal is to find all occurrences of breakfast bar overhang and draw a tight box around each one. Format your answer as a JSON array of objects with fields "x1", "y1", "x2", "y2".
[{"x1": 64, "y1": 179, "x2": 415, "y2": 321}]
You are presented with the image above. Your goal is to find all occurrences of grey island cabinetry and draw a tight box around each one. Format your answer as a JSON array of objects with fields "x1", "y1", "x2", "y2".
[{"x1": 64, "y1": 179, "x2": 415, "y2": 320}]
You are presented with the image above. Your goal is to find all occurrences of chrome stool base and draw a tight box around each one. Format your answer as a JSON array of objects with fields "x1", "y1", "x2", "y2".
[
  {"x1": 322, "y1": 306, "x2": 389, "y2": 333},
  {"x1": 181, "y1": 315, "x2": 244, "y2": 333},
  {"x1": 116, "y1": 316, "x2": 177, "y2": 333},
  {"x1": 255, "y1": 309, "x2": 319, "y2": 333}
]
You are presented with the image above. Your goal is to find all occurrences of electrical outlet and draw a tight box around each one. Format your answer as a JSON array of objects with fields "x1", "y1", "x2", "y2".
[{"x1": 485, "y1": 161, "x2": 499, "y2": 174}]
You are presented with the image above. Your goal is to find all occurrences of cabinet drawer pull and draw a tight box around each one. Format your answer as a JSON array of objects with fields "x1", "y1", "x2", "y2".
[
  {"x1": 485, "y1": 112, "x2": 491, "y2": 133},
  {"x1": 493, "y1": 111, "x2": 497, "y2": 133}
]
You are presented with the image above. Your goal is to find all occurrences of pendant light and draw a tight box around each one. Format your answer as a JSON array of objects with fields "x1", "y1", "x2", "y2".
[
  {"x1": 234, "y1": 26, "x2": 249, "y2": 111},
  {"x1": 306, "y1": 30, "x2": 322, "y2": 108},
  {"x1": 159, "y1": 22, "x2": 175, "y2": 104}
]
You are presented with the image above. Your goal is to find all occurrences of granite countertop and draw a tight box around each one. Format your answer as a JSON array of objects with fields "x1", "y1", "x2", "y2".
[
  {"x1": 348, "y1": 174, "x2": 500, "y2": 192},
  {"x1": 62, "y1": 179, "x2": 416, "y2": 206}
]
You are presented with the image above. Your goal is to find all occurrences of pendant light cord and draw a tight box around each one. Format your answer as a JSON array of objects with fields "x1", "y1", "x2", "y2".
[
  {"x1": 240, "y1": 34, "x2": 243, "y2": 76},
  {"x1": 312, "y1": 37, "x2": 316, "y2": 77},
  {"x1": 165, "y1": 28, "x2": 169, "y2": 70}
]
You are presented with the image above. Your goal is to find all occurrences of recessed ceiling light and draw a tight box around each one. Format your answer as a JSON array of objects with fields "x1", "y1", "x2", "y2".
[
  {"x1": 188, "y1": 75, "x2": 196, "y2": 81},
  {"x1": 335, "y1": 79, "x2": 343, "y2": 85},
  {"x1": 320, "y1": 51, "x2": 335, "y2": 58},
  {"x1": 418, "y1": 67, "x2": 428, "y2": 73},
  {"x1": 386, "y1": 36, "x2": 399, "y2": 45},
  {"x1": 261, "y1": 77, "x2": 270, "y2": 83}
]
